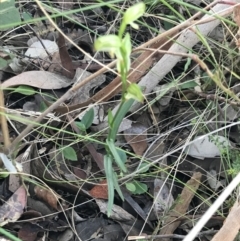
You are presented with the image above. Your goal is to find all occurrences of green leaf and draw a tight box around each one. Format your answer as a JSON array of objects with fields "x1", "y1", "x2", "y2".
[
  {"x1": 108, "y1": 98, "x2": 134, "y2": 140},
  {"x1": 0, "y1": 172, "x2": 9, "y2": 178},
  {"x1": 39, "y1": 101, "x2": 48, "y2": 112},
  {"x1": 113, "y1": 172, "x2": 124, "y2": 201},
  {"x1": 62, "y1": 146, "x2": 77, "y2": 161},
  {"x1": 108, "y1": 109, "x2": 114, "y2": 128},
  {"x1": 132, "y1": 180, "x2": 147, "y2": 194},
  {"x1": 179, "y1": 81, "x2": 198, "y2": 90},
  {"x1": 126, "y1": 182, "x2": 136, "y2": 192},
  {"x1": 125, "y1": 83, "x2": 144, "y2": 102},
  {"x1": 0, "y1": 57, "x2": 8, "y2": 69},
  {"x1": 123, "y1": 2, "x2": 145, "y2": 26},
  {"x1": 12, "y1": 85, "x2": 35, "y2": 95},
  {"x1": 138, "y1": 162, "x2": 149, "y2": 173},
  {"x1": 22, "y1": 11, "x2": 32, "y2": 21},
  {"x1": 94, "y1": 35, "x2": 122, "y2": 56},
  {"x1": 104, "y1": 155, "x2": 114, "y2": 216},
  {"x1": 116, "y1": 148, "x2": 127, "y2": 164},
  {"x1": 0, "y1": 0, "x2": 21, "y2": 31},
  {"x1": 81, "y1": 108, "x2": 94, "y2": 129},
  {"x1": 75, "y1": 121, "x2": 86, "y2": 131},
  {"x1": 107, "y1": 139, "x2": 127, "y2": 173},
  {"x1": 184, "y1": 53, "x2": 192, "y2": 72}
]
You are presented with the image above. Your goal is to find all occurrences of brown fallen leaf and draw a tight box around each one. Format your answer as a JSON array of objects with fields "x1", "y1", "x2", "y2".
[
  {"x1": 58, "y1": 34, "x2": 75, "y2": 78},
  {"x1": 89, "y1": 180, "x2": 108, "y2": 200},
  {"x1": 1, "y1": 71, "x2": 73, "y2": 89},
  {"x1": 18, "y1": 223, "x2": 41, "y2": 241},
  {"x1": 124, "y1": 123, "x2": 148, "y2": 156},
  {"x1": 34, "y1": 186, "x2": 68, "y2": 211},
  {"x1": 0, "y1": 185, "x2": 27, "y2": 227}
]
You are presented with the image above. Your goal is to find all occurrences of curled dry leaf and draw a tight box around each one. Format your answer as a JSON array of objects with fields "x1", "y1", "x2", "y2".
[
  {"x1": 0, "y1": 185, "x2": 27, "y2": 227},
  {"x1": 95, "y1": 199, "x2": 135, "y2": 221},
  {"x1": 89, "y1": 180, "x2": 108, "y2": 200},
  {"x1": 124, "y1": 123, "x2": 148, "y2": 156},
  {"x1": 2, "y1": 71, "x2": 74, "y2": 90},
  {"x1": 34, "y1": 186, "x2": 67, "y2": 211}
]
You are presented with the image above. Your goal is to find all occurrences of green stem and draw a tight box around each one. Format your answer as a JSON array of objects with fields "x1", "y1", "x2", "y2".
[
  {"x1": 0, "y1": 227, "x2": 23, "y2": 241},
  {"x1": 118, "y1": 22, "x2": 126, "y2": 39}
]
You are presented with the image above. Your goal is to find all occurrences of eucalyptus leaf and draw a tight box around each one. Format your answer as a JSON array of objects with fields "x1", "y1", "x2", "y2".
[{"x1": 62, "y1": 146, "x2": 78, "y2": 161}]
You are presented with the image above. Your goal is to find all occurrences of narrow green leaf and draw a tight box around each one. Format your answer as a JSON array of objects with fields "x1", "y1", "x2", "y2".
[
  {"x1": 126, "y1": 182, "x2": 136, "y2": 193},
  {"x1": 62, "y1": 146, "x2": 77, "y2": 161},
  {"x1": 12, "y1": 85, "x2": 35, "y2": 95},
  {"x1": 109, "y1": 98, "x2": 134, "y2": 140},
  {"x1": 104, "y1": 155, "x2": 114, "y2": 216},
  {"x1": 108, "y1": 109, "x2": 114, "y2": 128},
  {"x1": 112, "y1": 172, "x2": 124, "y2": 201},
  {"x1": 107, "y1": 139, "x2": 127, "y2": 172},
  {"x1": 116, "y1": 148, "x2": 127, "y2": 164},
  {"x1": 179, "y1": 81, "x2": 198, "y2": 90},
  {"x1": 81, "y1": 108, "x2": 94, "y2": 129}
]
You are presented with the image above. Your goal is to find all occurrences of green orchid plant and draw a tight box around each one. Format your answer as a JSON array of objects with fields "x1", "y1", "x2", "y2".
[{"x1": 94, "y1": 2, "x2": 145, "y2": 215}]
